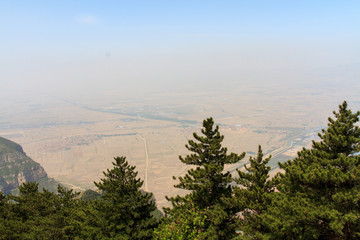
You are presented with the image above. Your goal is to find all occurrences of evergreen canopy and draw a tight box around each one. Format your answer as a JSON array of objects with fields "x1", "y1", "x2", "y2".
[
  {"x1": 165, "y1": 117, "x2": 246, "y2": 239},
  {"x1": 0, "y1": 101, "x2": 359, "y2": 240},
  {"x1": 94, "y1": 156, "x2": 158, "y2": 239},
  {"x1": 168, "y1": 117, "x2": 245, "y2": 209},
  {"x1": 260, "y1": 101, "x2": 360, "y2": 239}
]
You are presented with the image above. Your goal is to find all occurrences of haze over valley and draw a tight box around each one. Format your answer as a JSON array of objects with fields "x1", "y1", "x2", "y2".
[
  {"x1": 1, "y1": 1, "x2": 359, "y2": 207},
  {"x1": 2, "y1": 84, "x2": 359, "y2": 206}
]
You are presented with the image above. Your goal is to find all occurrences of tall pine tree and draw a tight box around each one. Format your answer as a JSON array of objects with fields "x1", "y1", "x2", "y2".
[
  {"x1": 1, "y1": 182, "x2": 83, "y2": 239},
  {"x1": 259, "y1": 101, "x2": 360, "y2": 239},
  {"x1": 94, "y1": 156, "x2": 158, "y2": 239},
  {"x1": 168, "y1": 118, "x2": 245, "y2": 208},
  {"x1": 234, "y1": 145, "x2": 273, "y2": 214},
  {"x1": 230, "y1": 145, "x2": 274, "y2": 239},
  {"x1": 166, "y1": 118, "x2": 245, "y2": 239}
]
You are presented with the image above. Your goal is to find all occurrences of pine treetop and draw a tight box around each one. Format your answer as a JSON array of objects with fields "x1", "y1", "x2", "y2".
[
  {"x1": 232, "y1": 145, "x2": 274, "y2": 216},
  {"x1": 95, "y1": 156, "x2": 144, "y2": 198},
  {"x1": 169, "y1": 117, "x2": 245, "y2": 209},
  {"x1": 236, "y1": 145, "x2": 272, "y2": 191},
  {"x1": 315, "y1": 101, "x2": 360, "y2": 157},
  {"x1": 270, "y1": 101, "x2": 360, "y2": 239},
  {"x1": 179, "y1": 118, "x2": 243, "y2": 166},
  {"x1": 278, "y1": 101, "x2": 360, "y2": 194},
  {"x1": 94, "y1": 156, "x2": 158, "y2": 239}
]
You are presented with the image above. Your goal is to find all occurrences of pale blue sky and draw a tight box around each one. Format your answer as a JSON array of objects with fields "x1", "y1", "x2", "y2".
[{"x1": 1, "y1": 1, "x2": 359, "y2": 98}]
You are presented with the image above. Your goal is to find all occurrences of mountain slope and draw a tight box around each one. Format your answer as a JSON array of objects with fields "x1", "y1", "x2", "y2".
[{"x1": 0, "y1": 136, "x2": 59, "y2": 194}]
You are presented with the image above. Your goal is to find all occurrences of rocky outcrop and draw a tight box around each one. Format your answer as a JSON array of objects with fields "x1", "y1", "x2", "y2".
[{"x1": 0, "y1": 136, "x2": 58, "y2": 194}]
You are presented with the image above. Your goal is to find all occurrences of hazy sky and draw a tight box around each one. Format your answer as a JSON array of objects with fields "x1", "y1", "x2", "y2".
[{"x1": 1, "y1": 1, "x2": 359, "y2": 99}]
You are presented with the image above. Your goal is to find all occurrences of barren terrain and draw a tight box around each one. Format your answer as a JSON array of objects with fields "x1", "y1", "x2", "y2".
[{"x1": 1, "y1": 84, "x2": 359, "y2": 207}]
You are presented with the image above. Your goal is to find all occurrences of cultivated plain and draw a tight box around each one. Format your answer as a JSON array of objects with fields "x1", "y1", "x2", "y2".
[{"x1": 1, "y1": 84, "x2": 359, "y2": 207}]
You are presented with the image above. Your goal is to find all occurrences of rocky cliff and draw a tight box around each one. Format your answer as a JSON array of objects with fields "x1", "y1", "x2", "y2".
[{"x1": 0, "y1": 136, "x2": 58, "y2": 194}]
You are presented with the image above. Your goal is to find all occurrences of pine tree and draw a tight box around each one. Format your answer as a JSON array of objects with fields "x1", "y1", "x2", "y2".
[
  {"x1": 0, "y1": 191, "x2": 16, "y2": 239},
  {"x1": 230, "y1": 145, "x2": 274, "y2": 239},
  {"x1": 55, "y1": 185, "x2": 84, "y2": 238},
  {"x1": 260, "y1": 101, "x2": 360, "y2": 239},
  {"x1": 2, "y1": 182, "x2": 83, "y2": 239},
  {"x1": 169, "y1": 117, "x2": 245, "y2": 208},
  {"x1": 9, "y1": 182, "x2": 60, "y2": 239},
  {"x1": 166, "y1": 118, "x2": 245, "y2": 239},
  {"x1": 154, "y1": 202, "x2": 208, "y2": 240},
  {"x1": 94, "y1": 156, "x2": 158, "y2": 239},
  {"x1": 234, "y1": 145, "x2": 273, "y2": 213}
]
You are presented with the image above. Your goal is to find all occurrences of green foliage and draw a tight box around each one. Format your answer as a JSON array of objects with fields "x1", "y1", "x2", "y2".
[
  {"x1": 234, "y1": 145, "x2": 273, "y2": 213},
  {"x1": 80, "y1": 189, "x2": 102, "y2": 201},
  {"x1": 93, "y1": 156, "x2": 158, "y2": 239},
  {"x1": 0, "y1": 182, "x2": 84, "y2": 240},
  {"x1": 259, "y1": 101, "x2": 360, "y2": 239},
  {"x1": 166, "y1": 118, "x2": 245, "y2": 239},
  {"x1": 168, "y1": 117, "x2": 245, "y2": 208},
  {"x1": 1, "y1": 102, "x2": 358, "y2": 239},
  {"x1": 0, "y1": 191, "x2": 14, "y2": 239},
  {"x1": 0, "y1": 157, "x2": 159, "y2": 239},
  {"x1": 230, "y1": 145, "x2": 274, "y2": 239},
  {"x1": 154, "y1": 202, "x2": 207, "y2": 240},
  {"x1": 151, "y1": 208, "x2": 164, "y2": 220}
]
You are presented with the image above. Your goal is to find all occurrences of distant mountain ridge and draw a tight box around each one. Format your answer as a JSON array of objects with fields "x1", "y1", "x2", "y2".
[{"x1": 0, "y1": 136, "x2": 59, "y2": 194}]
